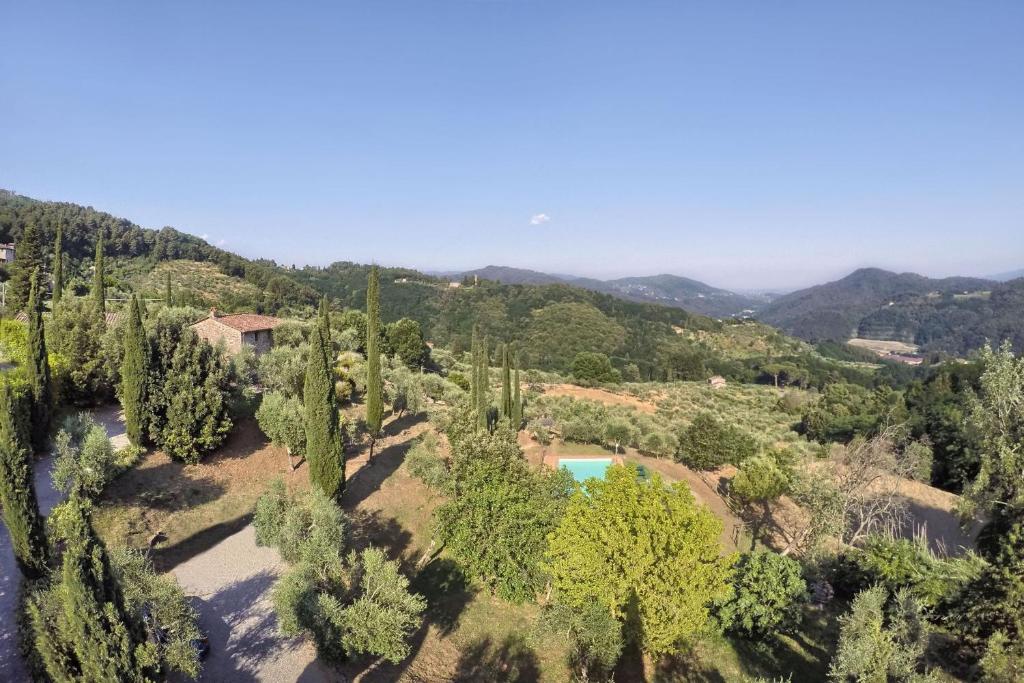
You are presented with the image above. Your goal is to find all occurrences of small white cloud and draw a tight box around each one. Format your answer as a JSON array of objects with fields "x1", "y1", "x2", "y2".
[
  {"x1": 200, "y1": 233, "x2": 209, "y2": 240},
  {"x1": 530, "y1": 213, "x2": 550, "y2": 225},
  {"x1": 216, "y1": 239, "x2": 227, "y2": 246}
]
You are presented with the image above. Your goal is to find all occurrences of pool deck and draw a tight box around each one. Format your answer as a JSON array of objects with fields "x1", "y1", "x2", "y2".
[{"x1": 542, "y1": 453, "x2": 625, "y2": 470}]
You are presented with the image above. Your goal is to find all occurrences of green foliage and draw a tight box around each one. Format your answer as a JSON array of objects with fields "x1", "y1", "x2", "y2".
[
  {"x1": 303, "y1": 317, "x2": 343, "y2": 498},
  {"x1": 50, "y1": 295, "x2": 117, "y2": 405},
  {"x1": 121, "y1": 295, "x2": 147, "y2": 445},
  {"x1": 603, "y1": 418, "x2": 635, "y2": 454},
  {"x1": 93, "y1": 233, "x2": 106, "y2": 314},
  {"x1": 52, "y1": 224, "x2": 64, "y2": 305},
  {"x1": 109, "y1": 547, "x2": 202, "y2": 678},
  {"x1": 31, "y1": 497, "x2": 151, "y2": 683},
  {"x1": 541, "y1": 601, "x2": 623, "y2": 681},
  {"x1": 524, "y1": 302, "x2": 626, "y2": 372},
  {"x1": 258, "y1": 344, "x2": 308, "y2": 398},
  {"x1": 572, "y1": 351, "x2": 621, "y2": 385},
  {"x1": 677, "y1": 411, "x2": 758, "y2": 470},
  {"x1": 147, "y1": 324, "x2": 232, "y2": 463},
  {"x1": 253, "y1": 478, "x2": 289, "y2": 547},
  {"x1": 546, "y1": 466, "x2": 731, "y2": 656},
  {"x1": 855, "y1": 535, "x2": 983, "y2": 609},
  {"x1": 435, "y1": 415, "x2": 573, "y2": 602},
  {"x1": 52, "y1": 414, "x2": 119, "y2": 498},
  {"x1": 715, "y1": 551, "x2": 808, "y2": 637},
  {"x1": 800, "y1": 383, "x2": 899, "y2": 444},
  {"x1": 27, "y1": 270, "x2": 52, "y2": 450},
  {"x1": 7, "y1": 221, "x2": 43, "y2": 311},
  {"x1": 979, "y1": 631, "x2": 1024, "y2": 683},
  {"x1": 730, "y1": 450, "x2": 794, "y2": 504},
  {"x1": 385, "y1": 362, "x2": 425, "y2": 419},
  {"x1": 0, "y1": 380, "x2": 49, "y2": 579},
  {"x1": 962, "y1": 343, "x2": 1024, "y2": 519},
  {"x1": 365, "y1": 265, "x2": 384, "y2": 438},
  {"x1": 828, "y1": 585, "x2": 935, "y2": 683},
  {"x1": 257, "y1": 390, "x2": 306, "y2": 457},
  {"x1": 386, "y1": 317, "x2": 429, "y2": 369},
  {"x1": 340, "y1": 547, "x2": 427, "y2": 663},
  {"x1": 405, "y1": 432, "x2": 448, "y2": 489},
  {"x1": 500, "y1": 343, "x2": 512, "y2": 420}
]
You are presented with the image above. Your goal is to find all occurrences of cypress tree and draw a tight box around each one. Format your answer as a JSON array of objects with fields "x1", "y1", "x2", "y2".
[
  {"x1": 476, "y1": 336, "x2": 489, "y2": 430},
  {"x1": 512, "y1": 354, "x2": 523, "y2": 429},
  {"x1": 52, "y1": 224, "x2": 64, "y2": 306},
  {"x1": 365, "y1": 266, "x2": 384, "y2": 456},
  {"x1": 164, "y1": 272, "x2": 172, "y2": 307},
  {"x1": 304, "y1": 316, "x2": 343, "y2": 498},
  {"x1": 470, "y1": 327, "x2": 481, "y2": 412},
  {"x1": 500, "y1": 343, "x2": 512, "y2": 420},
  {"x1": 93, "y1": 233, "x2": 105, "y2": 315},
  {"x1": 27, "y1": 270, "x2": 52, "y2": 451},
  {"x1": 121, "y1": 295, "x2": 147, "y2": 447},
  {"x1": 8, "y1": 221, "x2": 44, "y2": 311},
  {"x1": 0, "y1": 382, "x2": 49, "y2": 580},
  {"x1": 50, "y1": 497, "x2": 148, "y2": 682}
]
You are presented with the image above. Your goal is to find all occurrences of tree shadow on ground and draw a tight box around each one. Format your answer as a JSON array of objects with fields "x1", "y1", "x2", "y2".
[
  {"x1": 652, "y1": 649, "x2": 728, "y2": 683},
  {"x1": 413, "y1": 558, "x2": 476, "y2": 638},
  {"x1": 151, "y1": 513, "x2": 253, "y2": 572},
  {"x1": 344, "y1": 437, "x2": 416, "y2": 509},
  {"x1": 101, "y1": 461, "x2": 227, "y2": 513},
  {"x1": 183, "y1": 569, "x2": 299, "y2": 682},
  {"x1": 452, "y1": 634, "x2": 542, "y2": 683},
  {"x1": 346, "y1": 508, "x2": 413, "y2": 561}
]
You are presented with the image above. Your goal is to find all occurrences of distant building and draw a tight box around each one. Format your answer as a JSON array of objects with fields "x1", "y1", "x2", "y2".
[
  {"x1": 191, "y1": 309, "x2": 283, "y2": 355},
  {"x1": 708, "y1": 375, "x2": 727, "y2": 389},
  {"x1": 887, "y1": 353, "x2": 924, "y2": 366},
  {"x1": 447, "y1": 281, "x2": 462, "y2": 288},
  {"x1": 0, "y1": 243, "x2": 14, "y2": 264}
]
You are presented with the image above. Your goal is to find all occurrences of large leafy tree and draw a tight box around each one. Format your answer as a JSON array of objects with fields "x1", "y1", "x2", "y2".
[
  {"x1": 546, "y1": 466, "x2": 731, "y2": 655},
  {"x1": 303, "y1": 314, "x2": 343, "y2": 498},
  {"x1": 436, "y1": 413, "x2": 573, "y2": 603},
  {"x1": 0, "y1": 381, "x2": 49, "y2": 579},
  {"x1": 386, "y1": 317, "x2": 429, "y2": 369},
  {"x1": 714, "y1": 550, "x2": 808, "y2": 637},
  {"x1": 120, "y1": 295, "x2": 147, "y2": 446},
  {"x1": 27, "y1": 269, "x2": 52, "y2": 450},
  {"x1": 8, "y1": 220, "x2": 44, "y2": 311},
  {"x1": 365, "y1": 266, "x2": 384, "y2": 454}
]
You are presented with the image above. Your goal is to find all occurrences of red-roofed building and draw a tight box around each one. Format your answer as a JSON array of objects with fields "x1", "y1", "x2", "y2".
[{"x1": 190, "y1": 309, "x2": 283, "y2": 355}]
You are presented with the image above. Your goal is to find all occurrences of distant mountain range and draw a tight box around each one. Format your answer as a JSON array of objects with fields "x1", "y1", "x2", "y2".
[
  {"x1": 758, "y1": 267, "x2": 1024, "y2": 354},
  {"x1": 456, "y1": 266, "x2": 771, "y2": 318}
]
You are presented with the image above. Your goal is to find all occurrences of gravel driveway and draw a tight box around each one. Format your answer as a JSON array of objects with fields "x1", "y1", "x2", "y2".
[{"x1": 170, "y1": 524, "x2": 336, "y2": 682}]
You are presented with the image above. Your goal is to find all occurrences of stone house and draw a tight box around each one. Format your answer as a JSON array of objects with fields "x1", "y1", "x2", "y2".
[
  {"x1": 0, "y1": 243, "x2": 14, "y2": 264},
  {"x1": 707, "y1": 375, "x2": 727, "y2": 389},
  {"x1": 190, "y1": 309, "x2": 283, "y2": 355}
]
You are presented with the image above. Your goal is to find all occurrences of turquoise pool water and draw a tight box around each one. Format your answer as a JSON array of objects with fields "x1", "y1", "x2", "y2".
[{"x1": 559, "y1": 458, "x2": 613, "y2": 482}]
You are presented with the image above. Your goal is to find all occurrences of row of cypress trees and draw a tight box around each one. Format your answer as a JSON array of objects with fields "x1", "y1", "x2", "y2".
[{"x1": 469, "y1": 329, "x2": 523, "y2": 431}]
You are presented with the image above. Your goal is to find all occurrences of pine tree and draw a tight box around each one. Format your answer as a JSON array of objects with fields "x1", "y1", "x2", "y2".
[
  {"x1": 365, "y1": 266, "x2": 384, "y2": 457},
  {"x1": 27, "y1": 269, "x2": 52, "y2": 451},
  {"x1": 52, "y1": 224, "x2": 64, "y2": 306},
  {"x1": 164, "y1": 272, "x2": 172, "y2": 307},
  {"x1": 500, "y1": 343, "x2": 512, "y2": 421},
  {"x1": 304, "y1": 316, "x2": 343, "y2": 498},
  {"x1": 48, "y1": 496, "x2": 149, "y2": 682},
  {"x1": 0, "y1": 382, "x2": 49, "y2": 580},
  {"x1": 512, "y1": 354, "x2": 523, "y2": 429},
  {"x1": 8, "y1": 221, "x2": 44, "y2": 311},
  {"x1": 121, "y1": 295, "x2": 147, "y2": 447},
  {"x1": 93, "y1": 233, "x2": 106, "y2": 315}
]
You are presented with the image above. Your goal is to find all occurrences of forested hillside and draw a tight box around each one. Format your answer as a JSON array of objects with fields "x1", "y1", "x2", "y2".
[
  {"x1": 757, "y1": 267, "x2": 1024, "y2": 354},
  {"x1": 0, "y1": 190, "x2": 317, "y2": 312}
]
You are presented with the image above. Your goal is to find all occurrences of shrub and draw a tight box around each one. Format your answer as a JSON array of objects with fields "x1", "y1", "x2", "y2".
[
  {"x1": 256, "y1": 391, "x2": 306, "y2": 469},
  {"x1": 52, "y1": 414, "x2": 119, "y2": 498},
  {"x1": 715, "y1": 551, "x2": 808, "y2": 637},
  {"x1": 254, "y1": 478, "x2": 289, "y2": 547},
  {"x1": 406, "y1": 433, "x2": 448, "y2": 489},
  {"x1": 572, "y1": 351, "x2": 621, "y2": 385},
  {"x1": 677, "y1": 412, "x2": 758, "y2": 470}
]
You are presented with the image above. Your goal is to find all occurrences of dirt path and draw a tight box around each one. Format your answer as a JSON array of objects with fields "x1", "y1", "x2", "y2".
[{"x1": 0, "y1": 404, "x2": 126, "y2": 683}]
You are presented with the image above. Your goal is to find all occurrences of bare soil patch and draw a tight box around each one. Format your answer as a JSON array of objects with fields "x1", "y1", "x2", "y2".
[{"x1": 538, "y1": 383, "x2": 658, "y2": 413}]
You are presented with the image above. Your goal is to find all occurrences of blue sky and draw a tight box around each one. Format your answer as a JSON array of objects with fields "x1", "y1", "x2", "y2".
[{"x1": 2, "y1": 1, "x2": 1022, "y2": 290}]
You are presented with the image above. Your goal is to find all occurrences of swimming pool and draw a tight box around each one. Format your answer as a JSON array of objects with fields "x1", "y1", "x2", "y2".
[{"x1": 559, "y1": 457, "x2": 613, "y2": 482}]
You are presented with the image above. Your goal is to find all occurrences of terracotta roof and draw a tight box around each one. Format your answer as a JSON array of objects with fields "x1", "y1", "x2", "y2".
[{"x1": 202, "y1": 313, "x2": 284, "y2": 333}]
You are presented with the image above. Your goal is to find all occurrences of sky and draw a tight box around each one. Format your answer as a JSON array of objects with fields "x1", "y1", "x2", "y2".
[{"x1": 2, "y1": 1, "x2": 1023, "y2": 290}]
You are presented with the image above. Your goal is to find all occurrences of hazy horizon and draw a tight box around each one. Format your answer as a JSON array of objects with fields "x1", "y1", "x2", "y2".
[{"x1": 3, "y1": 1, "x2": 1022, "y2": 290}]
